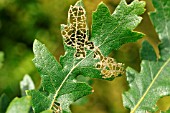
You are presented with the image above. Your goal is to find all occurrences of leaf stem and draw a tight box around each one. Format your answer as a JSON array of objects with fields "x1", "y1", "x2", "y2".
[{"x1": 131, "y1": 58, "x2": 170, "y2": 113}]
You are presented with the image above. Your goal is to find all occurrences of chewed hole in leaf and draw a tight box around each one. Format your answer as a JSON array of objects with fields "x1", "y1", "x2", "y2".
[
  {"x1": 96, "y1": 57, "x2": 124, "y2": 78},
  {"x1": 61, "y1": 1, "x2": 124, "y2": 78},
  {"x1": 94, "y1": 48, "x2": 124, "y2": 78},
  {"x1": 52, "y1": 102, "x2": 62, "y2": 113},
  {"x1": 61, "y1": 4, "x2": 95, "y2": 59}
]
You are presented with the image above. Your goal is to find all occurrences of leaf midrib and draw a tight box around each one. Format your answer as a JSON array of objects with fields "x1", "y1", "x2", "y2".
[
  {"x1": 131, "y1": 57, "x2": 170, "y2": 113},
  {"x1": 49, "y1": 51, "x2": 94, "y2": 109}
]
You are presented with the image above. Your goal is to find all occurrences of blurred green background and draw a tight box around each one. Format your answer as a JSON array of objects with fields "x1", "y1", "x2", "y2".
[{"x1": 0, "y1": 0, "x2": 169, "y2": 113}]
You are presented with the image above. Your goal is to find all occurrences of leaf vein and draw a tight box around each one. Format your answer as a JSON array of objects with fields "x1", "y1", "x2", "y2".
[{"x1": 131, "y1": 58, "x2": 170, "y2": 113}]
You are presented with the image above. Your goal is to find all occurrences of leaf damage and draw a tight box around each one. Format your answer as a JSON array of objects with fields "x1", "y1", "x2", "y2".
[
  {"x1": 28, "y1": 0, "x2": 145, "y2": 112},
  {"x1": 61, "y1": 1, "x2": 124, "y2": 78}
]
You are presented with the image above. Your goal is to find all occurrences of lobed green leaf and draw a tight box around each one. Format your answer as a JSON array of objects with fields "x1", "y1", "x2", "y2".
[
  {"x1": 123, "y1": 0, "x2": 170, "y2": 112},
  {"x1": 27, "y1": 0, "x2": 145, "y2": 112}
]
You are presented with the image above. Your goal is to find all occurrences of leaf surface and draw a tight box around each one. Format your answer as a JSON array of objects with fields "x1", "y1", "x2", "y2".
[
  {"x1": 27, "y1": 40, "x2": 92, "y2": 113},
  {"x1": 91, "y1": 0, "x2": 145, "y2": 55},
  {"x1": 6, "y1": 96, "x2": 31, "y2": 113},
  {"x1": 27, "y1": 0, "x2": 145, "y2": 113},
  {"x1": 123, "y1": 0, "x2": 170, "y2": 112}
]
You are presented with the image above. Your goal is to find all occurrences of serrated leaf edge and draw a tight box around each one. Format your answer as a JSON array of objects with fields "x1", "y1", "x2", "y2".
[{"x1": 131, "y1": 58, "x2": 170, "y2": 113}]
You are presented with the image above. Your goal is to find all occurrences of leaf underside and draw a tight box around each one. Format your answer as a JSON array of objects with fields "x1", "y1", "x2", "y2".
[
  {"x1": 27, "y1": 0, "x2": 145, "y2": 113},
  {"x1": 123, "y1": 0, "x2": 170, "y2": 112}
]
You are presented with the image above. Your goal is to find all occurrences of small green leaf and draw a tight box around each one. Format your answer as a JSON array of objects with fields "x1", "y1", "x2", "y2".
[
  {"x1": 0, "y1": 93, "x2": 10, "y2": 113},
  {"x1": 6, "y1": 96, "x2": 31, "y2": 113},
  {"x1": 20, "y1": 74, "x2": 35, "y2": 96},
  {"x1": 123, "y1": 0, "x2": 170, "y2": 112},
  {"x1": 0, "y1": 52, "x2": 4, "y2": 69}
]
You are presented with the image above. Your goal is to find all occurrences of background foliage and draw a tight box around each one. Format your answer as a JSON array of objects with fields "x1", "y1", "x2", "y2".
[{"x1": 0, "y1": 0, "x2": 169, "y2": 113}]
